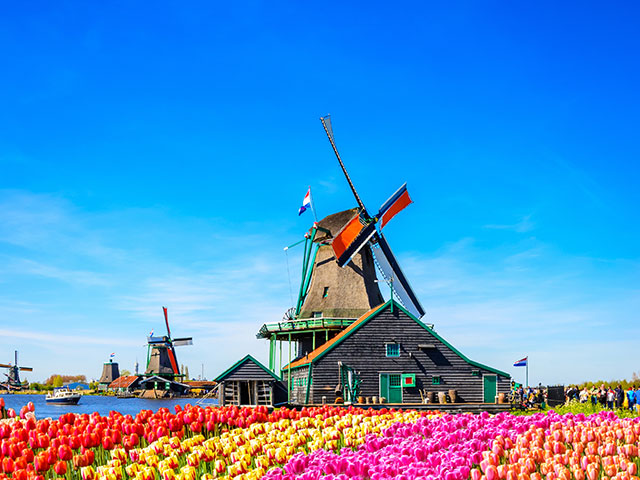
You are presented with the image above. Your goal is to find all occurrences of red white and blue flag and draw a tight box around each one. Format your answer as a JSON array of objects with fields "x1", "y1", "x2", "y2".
[
  {"x1": 110, "y1": 352, "x2": 115, "y2": 358},
  {"x1": 513, "y1": 357, "x2": 528, "y2": 367},
  {"x1": 298, "y1": 188, "x2": 312, "y2": 216}
]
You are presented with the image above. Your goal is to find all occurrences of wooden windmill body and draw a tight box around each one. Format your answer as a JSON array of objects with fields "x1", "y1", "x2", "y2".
[{"x1": 145, "y1": 307, "x2": 193, "y2": 380}]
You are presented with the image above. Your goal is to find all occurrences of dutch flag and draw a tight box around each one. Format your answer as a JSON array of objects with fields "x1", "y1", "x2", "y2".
[
  {"x1": 109, "y1": 352, "x2": 115, "y2": 358},
  {"x1": 513, "y1": 357, "x2": 527, "y2": 367},
  {"x1": 298, "y1": 188, "x2": 312, "y2": 216}
]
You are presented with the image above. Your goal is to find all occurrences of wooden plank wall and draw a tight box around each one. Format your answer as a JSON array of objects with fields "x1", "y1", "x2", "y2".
[
  {"x1": 308, "y1": 305, "x2": 510, "y2": 404},
  {"x1": 222, "y1": 360, "x2": 277, "y2": 382}
]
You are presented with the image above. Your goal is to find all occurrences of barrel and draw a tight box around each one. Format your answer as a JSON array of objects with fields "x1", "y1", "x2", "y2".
[
  {"x1": 448, "y1": 389, "x2": 458, "y2": 403},
  {"x1": 427, "y1": 391, "x2": 436, "y2": 403},
  {"x1": 438, "y1": 391, "x2": 447, "y2": 404},
  {"x1": 497, "y1": 393, "x2": 506, "y2": 404}
]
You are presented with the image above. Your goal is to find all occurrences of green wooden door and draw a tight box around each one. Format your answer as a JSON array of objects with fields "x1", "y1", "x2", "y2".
[
  {"x1": 380, "y1": 374, "x2": 402, "y2": 403},
  {"x1": 483, "y1": 375, "x2": 497, "y2": 403}
]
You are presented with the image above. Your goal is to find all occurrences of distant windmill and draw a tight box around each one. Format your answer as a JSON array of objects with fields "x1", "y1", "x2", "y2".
[
  {"x1": 145, "y1": 307, "x2": 193, "y2": 379},
  {"x1": 0, "y1": 351, "x2": 33, "y2": 390}
]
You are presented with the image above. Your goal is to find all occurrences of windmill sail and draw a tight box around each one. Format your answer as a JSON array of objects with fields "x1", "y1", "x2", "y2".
[
  {"x1": 172, "y1": 338, "x2": 193, "y2": 346},
  {"x1": 371, "y1": 235, "x2": 425, "y2": 318}
]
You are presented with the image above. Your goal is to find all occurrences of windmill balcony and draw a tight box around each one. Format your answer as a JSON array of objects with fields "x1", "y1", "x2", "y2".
[{"x1": 256, "y1": 316, "x2": 356, "y2": 340}]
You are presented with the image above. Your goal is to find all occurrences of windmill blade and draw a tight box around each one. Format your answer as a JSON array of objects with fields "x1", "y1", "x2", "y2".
[
  {"x1": 163, "y1": 306, "x2": 171, "y2": 338},
  {"x1": 371, "y1": 234, "x2": 425, "y2": 318},
  {"x1": 320, "y1": 115, "x2": 368, "y2": 216},
  {"x1": 0, "y1": 363, "x2": 11, "y2": 369},
  {"x1": 19, "y1": 367, "x2": 33, "y2": 372},
  {"x1": 376, "y1": 183, "x2": 413, "y2": 229},
  {"x1": 172, "y1": 337, "x2": 193, "y2": 346},
  {"x1": 335, "y1": 222, "x2": 377, "y2": 268}
]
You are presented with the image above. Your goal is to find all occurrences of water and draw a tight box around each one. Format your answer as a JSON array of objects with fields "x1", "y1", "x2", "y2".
[{"x1": 0, "y1": 394, "x2": 217, "y2": 419}]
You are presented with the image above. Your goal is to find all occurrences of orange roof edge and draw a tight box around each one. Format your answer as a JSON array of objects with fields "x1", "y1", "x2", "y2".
[{"x1": 284, "y1": 301, "x2": 387, "y2": 370}]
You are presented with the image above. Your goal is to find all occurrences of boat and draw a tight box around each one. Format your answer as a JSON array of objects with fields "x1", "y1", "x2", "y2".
[{"x1": 45, "y1": 387, "x2": 82, "y2": 405}]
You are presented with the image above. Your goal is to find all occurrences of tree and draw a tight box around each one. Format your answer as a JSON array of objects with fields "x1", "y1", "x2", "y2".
[{"x1": 120, "y1": 369, "x2": 131, "y2": 377}]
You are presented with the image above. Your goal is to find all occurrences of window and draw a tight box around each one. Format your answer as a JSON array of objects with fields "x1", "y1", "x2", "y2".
[
  {"x1": 389, "y1": 374, "x2": 402, "y2": 387},
  {"x1": 386, "y1": 343, "x2": 400, "y2": 357},
  {"x1": 312, "y1": 311, "x2": 322, "y2": 318},
  {"x1": 471, "y1": 370, "x2": 480, "y2": 377},
  {"x1": 432, "y1": 376, "x2": 442, "y2": 385},
  {"x1": 323, "y1": 287, "x2": 329, "y2": 298}
]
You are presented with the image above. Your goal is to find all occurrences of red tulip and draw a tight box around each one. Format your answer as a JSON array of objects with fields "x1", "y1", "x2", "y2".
[
  {"x1": 53, "y1": 461, "x2": 67, "y2": 476},
  {"x1": 58, "y1": 444, "x2": 73, "y2": 461},
  {"x1": 33, "y1": 453, "x2": 49, "y2": 473},
  {"x1": 101, "y1": 436, "x2": 114, "y2": 450},
  {"x1": 1, "y1": 458, "x2": 14, "y2": 474}
]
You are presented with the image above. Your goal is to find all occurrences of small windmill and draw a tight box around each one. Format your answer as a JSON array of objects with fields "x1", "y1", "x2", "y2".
[
  {"x1": 145, "y1": 307, "x2": 193, "y2": 379},
  {"x1": 0, "y1": 351, "x2": 33, "y2": 390},
  {"x1": 318, "y1": 114, "x2": 425, "y2": 318}
]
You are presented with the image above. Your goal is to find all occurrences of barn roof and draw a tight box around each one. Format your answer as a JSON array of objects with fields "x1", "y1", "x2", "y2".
[
  {"x1": 107, "y1": 375, "x2": 140, "y2": 389},
  {"x1": 214, "y1": 354, "x2": 281, "y2": 382},
  {"x1": 285, "y1": 300, "x2": 510, "y2": 377}
]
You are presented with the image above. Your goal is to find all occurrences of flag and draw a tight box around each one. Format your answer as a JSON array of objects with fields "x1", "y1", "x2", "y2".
[
  {"x1": 149, "y1": 329, "x2": 154, "y2": 337},
  {"x1": 377, "y1": 183, "x2": 413, "y2": 229},
  {"x1": 513, "y1": 357, "x2": 528, "y2": 367},
  {"x1": 109, "y1": 353, "x2": 115, "y2": 358},
  {"x1": 298, "y1": 188, "x2": 312, "y2": 215}
]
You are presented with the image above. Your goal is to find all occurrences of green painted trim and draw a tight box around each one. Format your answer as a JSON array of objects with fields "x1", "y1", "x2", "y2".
[
  {"x1": 300, "y1": 243, "x2": 319, "y2": 304},
  {"x1": 304, "y1": 363, "x2": 313, "y2": 404},
  {"x1": 284, "y1": 300, "x2": 510, "y2": 378},
  {"x1": 213, "y1": 354, "x2": 281, "y2": 382},
  {"x1": 295, "y1": 235, "x2": 310, "y2": 316}
]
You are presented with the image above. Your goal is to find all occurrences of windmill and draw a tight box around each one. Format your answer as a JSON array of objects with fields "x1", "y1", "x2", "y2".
[
  {"x1": 0, "y1": 351, "x2": 33, "y2": 390},
  {"x1": 145, "y1": 307, "x2": 193, "y2": 379},
  {"x1": 318, "y1": 114, "x2": 425, "y2": 318},
  {"x1": 257, "y1": 115, "x2": 424, "y2": 372}
]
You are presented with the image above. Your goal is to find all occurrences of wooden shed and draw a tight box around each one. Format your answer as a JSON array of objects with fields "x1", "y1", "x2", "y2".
[
  {"x1": 284, "y1": 300, "x2": 510, "y2": 405},
  {"x1": 214, "y1": 355, "x2": 287, "y2": 407}
]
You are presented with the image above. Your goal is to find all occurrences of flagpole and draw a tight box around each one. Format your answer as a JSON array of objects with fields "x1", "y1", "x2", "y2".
[
  {"x1": 526, "y1": 357, "x2": 529, "y2": 388},
  {"x1": 308, "y1": 186, "x2": 318, "y2": 223}
]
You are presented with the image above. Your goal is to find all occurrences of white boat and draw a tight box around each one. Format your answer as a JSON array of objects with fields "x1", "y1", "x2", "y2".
[{"x1": 45, "y1": 387, "x2": 82, "y2": 405}]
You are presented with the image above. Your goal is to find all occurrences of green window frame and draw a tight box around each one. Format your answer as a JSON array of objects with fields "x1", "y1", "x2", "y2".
[
  {"x1": 386, "y1": 343, "x2": 400, "y2": 357},
  {"x1": 432, "y1": 376, "x2": 442, "y2": 385}
]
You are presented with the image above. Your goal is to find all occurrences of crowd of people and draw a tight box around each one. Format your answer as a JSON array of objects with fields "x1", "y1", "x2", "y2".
[
  {"x1": 509, "y1": 383, "x2": 640, "y2": 411},
  {"x1": 511, "y1": 383, "x2": 547, "y2": 408},
  {"x1": 564, "y1": 384, "x2": 640, "y2": 410}
]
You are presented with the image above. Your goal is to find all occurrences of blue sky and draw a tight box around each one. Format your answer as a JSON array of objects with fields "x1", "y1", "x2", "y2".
[{"x1": 1, "y1": 2, "x2": 638, "y2": 386}]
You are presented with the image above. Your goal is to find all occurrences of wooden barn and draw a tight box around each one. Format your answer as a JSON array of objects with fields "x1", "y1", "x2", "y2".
[
  {"x1": 214, "y1": 355, "x2": 287, "y2": 407},
  {"x1": 284, "y1": 300, "x2": 510, "y2": 405}
]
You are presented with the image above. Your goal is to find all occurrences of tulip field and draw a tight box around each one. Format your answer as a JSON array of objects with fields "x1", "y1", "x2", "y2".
[{"x1": 2, "y1": 398, "x2": 640, "y2": 480}]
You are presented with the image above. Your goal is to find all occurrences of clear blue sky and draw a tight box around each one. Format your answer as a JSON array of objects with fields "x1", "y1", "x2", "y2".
[{"x1": 1, "y1": 2, "x2": 638, "y2": 386}]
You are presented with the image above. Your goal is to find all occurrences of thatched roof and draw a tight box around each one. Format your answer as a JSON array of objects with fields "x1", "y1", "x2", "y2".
[{"x1": 312, "y1": 208, "x2": 360, "y2": 244}]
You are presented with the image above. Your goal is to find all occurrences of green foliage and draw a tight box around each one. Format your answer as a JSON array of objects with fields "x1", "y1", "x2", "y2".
[
  {"x1": 120, "y1": 369, "x2": 131, "y2": 377},
  {"x1": 44, "y1": 374, "x2": 87, "y2": 386}
]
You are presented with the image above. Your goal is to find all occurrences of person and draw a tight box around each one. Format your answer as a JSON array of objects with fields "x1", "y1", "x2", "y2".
[
  {"x1": 580, "y1": 387, "x2": 589, "y2": 403},
  {"x1": 615, "y1": 385, "x2": 624, "y2": 409},
  {"x1": 627, "y1": 386, "x2": 636, "y2": 411},
  {"x1": 599, "y1": 384, "x2": 607, "y2": 407},
  {"x1": 606, "y1": 387, "x2": 615, "y2": 410},
  {"x1": 635, "y1": 385, "x2": 640, "y2": 414}
]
